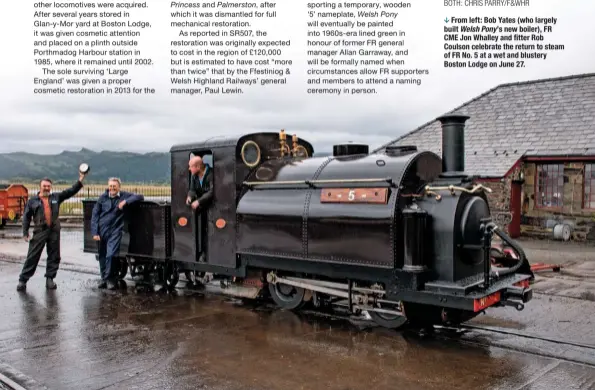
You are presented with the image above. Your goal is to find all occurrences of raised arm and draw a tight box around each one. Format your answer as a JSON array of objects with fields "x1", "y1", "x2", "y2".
[
  {"x1": 58, "y1": 180, "x2": 83, "y2": 203},
  {"x1": 22, "y1": 199, "x2": 33, "y2": 237}
]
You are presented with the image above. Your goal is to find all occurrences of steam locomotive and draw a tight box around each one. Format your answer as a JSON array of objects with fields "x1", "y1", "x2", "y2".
[{"x1": 82, "y1": 114, "x2": 533, "y2": 329}]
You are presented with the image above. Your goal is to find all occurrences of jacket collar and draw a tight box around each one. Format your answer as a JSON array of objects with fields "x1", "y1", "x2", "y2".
[
  {"x1": 103, "y1": 189, "x2": 121, "y2": 198},
  {"x1": 197, "y1": 165, "x2": 209, "y2": 178}
]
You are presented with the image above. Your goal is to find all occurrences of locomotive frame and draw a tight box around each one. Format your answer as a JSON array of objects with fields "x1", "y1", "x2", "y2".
[{"x1": 83, "y1": 117, "x2": 534, "y2": 329}]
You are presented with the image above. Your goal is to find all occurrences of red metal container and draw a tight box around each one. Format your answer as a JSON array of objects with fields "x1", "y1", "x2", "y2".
[{"x1": 0, "y1": 184, "x2": 28, "y2": 227}]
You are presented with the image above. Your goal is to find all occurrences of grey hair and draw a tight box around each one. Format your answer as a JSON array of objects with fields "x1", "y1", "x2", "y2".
[{"x1": 108, "y1": 177, "x2": 121, "y2": 185}]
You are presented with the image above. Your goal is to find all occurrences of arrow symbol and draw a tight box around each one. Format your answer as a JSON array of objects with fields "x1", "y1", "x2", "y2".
[{"x1": 444, "y1": 17, "x2": 449, "y2": 23}]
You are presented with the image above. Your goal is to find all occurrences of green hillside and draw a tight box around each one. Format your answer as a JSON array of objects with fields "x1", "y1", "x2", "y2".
[
  {"x1": 0, "y1": 149, "x2": 170, "y2": 184},
  {"x1": 0, "y1": 149, "x2": 334, "y2": 183}
]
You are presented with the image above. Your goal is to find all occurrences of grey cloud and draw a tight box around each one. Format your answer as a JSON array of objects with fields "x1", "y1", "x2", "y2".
[
  {"x1": 38, "y1": 100, "x2": 150, "y2": 117},
  {"x1": 2, "y1": 0, "x2": 594, "y2": 156},
  {"x1": 1, "y1": 94, "x2": 424, "y2": 155}
]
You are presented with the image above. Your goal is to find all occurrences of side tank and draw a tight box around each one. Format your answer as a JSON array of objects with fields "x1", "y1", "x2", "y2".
[{"x1": 236, "y1": 150, "x2": 442, "y2": 269}]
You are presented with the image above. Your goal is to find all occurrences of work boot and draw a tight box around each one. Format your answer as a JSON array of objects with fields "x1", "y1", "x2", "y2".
[
  {"x1": 46, "y1": 278, "x2": 57, "y2": 290},
  {"x1": 16, "y1": 281, "x2": 26, "y2": 291},
  {"x1": 98, "y1": 280, "x2": 107, "y2": 289}
]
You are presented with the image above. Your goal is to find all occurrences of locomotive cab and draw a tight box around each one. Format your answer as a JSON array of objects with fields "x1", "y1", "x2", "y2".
[{"x1": 169, "y1": 132, "x2": 314, "y2": 277}]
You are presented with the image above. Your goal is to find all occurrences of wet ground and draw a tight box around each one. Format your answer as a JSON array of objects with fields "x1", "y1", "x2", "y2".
[{"x1": 1, "y1": 228, "x2": 595, "y2": 389}]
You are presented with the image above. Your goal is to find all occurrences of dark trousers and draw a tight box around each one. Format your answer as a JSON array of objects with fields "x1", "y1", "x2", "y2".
[
  {"x1": 97, "y1": 231, "x2": 122, "y2": 281},
  {"x1": 19, "y1": 228, "x2": 61, "y2": 282},
  {"x1": 197, "y1": 212, "x2": 207, "y2": 260}
]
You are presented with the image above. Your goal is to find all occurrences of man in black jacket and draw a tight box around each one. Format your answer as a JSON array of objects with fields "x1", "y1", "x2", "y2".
[
  {"x1": 186, "y1": 155, "x2": 213, "y2": 268},
  {"x1": 17, "y1": 171, "x2": 86, "y2": 291}
]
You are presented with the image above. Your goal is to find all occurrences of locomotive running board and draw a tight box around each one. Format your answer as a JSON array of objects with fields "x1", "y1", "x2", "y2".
[
  {"x1": 267, "y1": 273, "x2": 403, "y2": 316},
  {"x1": 243, "y1": 177, "x2": 395, "y2": 189}
]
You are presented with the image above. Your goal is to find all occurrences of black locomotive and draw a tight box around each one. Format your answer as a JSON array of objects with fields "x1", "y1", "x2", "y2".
[{"x1": 82, "y1": 114, "x2": 533, "y2": 329}]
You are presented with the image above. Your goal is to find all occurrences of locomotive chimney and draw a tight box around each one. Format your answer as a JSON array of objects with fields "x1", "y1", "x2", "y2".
[{"x1": 437, "y1": 114, "x2": 470, "y2": 177}]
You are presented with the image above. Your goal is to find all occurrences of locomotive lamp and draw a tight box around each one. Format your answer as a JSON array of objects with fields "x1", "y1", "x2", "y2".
[{"x1": 79, "y1": 163, "x2": 90, "y2": 175}]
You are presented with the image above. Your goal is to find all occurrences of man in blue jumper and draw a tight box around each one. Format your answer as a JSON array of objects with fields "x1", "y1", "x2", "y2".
[{"x1": 91, "y1": 177, "x2": 144, "y2": 290}]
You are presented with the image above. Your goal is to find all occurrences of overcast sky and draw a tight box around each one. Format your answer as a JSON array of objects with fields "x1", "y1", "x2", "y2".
[{"x1": 0, "y1": 0, "x2": 593, "y2": 155}]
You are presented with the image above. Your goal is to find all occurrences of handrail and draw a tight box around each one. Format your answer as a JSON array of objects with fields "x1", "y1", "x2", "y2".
[{"x1": 243, "y1": 177, "x2": 393, "y2": 186}]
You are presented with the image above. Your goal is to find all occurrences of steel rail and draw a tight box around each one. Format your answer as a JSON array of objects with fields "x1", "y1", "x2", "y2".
[
  {"x1": 456, "y1": 323, "x2": 595, "y2": 350},
  {"x1": 297, "y1": 307, "x2": 595, "y2": 368},
  {"x1": 432, "y1": 324, "x2": 595, "y2": 368},
  {"x1": 0, "y1": 372, "x2": 27, "y2": 390}
]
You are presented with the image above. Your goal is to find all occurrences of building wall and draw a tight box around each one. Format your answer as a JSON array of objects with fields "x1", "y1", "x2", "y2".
[
  {"x1": 520, "y1": 162, "x2": 595, "y2": 241},
  {"x1": 476, "y1": 161, "x2": 595, "y2": 241},
  {"x1": 476, "y1": 177, "x2": 513, "y2": 234}
]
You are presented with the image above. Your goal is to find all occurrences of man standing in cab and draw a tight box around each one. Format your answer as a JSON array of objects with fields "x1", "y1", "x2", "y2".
[
  {"x1": 91, "y1": 177, "x2": 144, "y2": 290},
  {"x1": 17, "y1": 170, "x2": 87, "y2": 291},
  {"x1": 187, "y1": 155, "x2": 213, "y2": 267}
]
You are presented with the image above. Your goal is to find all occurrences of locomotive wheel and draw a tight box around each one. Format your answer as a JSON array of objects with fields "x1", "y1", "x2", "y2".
[
  {"x1": 131, "y1": 264, "x2": 151, "y2": 283},
  {"x1": 184, "y1": 270, "x2": 206, "y2": 286},
  {"x1": 368, "y1": 306, "x2": 408, "y2": 329},
  {"x1": 142, "y1": 265, "x2": 152, "y2": 283},
  {"x1": 400, "y1": 302, "x2": 470, "y2": 328},
  {"x1": 156, "y1": 264, "x2": 164, "y2": 284},
  {"x1": 268, "y1": 281, "x2": 306, "y2": 310},
  {"x1": 131, "y1": 265, "x2": 145, "y2": 279},
  {"x1": 192, "y1": 270, "x2": 207, "y2": 286},
  {"x1": 117, "y1": 257, "x2": 128, "y2": 280},
  {"x1": 162, "y1": 262, "x2": 180, "y2": 291}
]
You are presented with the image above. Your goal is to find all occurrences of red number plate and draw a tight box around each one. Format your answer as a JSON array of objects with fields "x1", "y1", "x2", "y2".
[
  {"x1": 320, "y1": 188, "x2": 388, "y2": 204},
  {"x1": 473, "y1": 291, "x2": 501, "y2": 312}
]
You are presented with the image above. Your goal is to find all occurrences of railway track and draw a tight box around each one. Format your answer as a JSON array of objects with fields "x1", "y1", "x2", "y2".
[
  {"x1": 2, "y1": 234, "x2": 593, "y2": 372},
  {"x1": 0, "y1": 374, "x2": 26, "y2": 390},
  {"x1": 433, "y1": 323, "x2": 595, "y2": 368},
  {"x1": 296, "y1": 306, "x2": 595, "y2": 368},
  {"x1": 457, "y1": 323, "x2": 595, "y2": 350}
]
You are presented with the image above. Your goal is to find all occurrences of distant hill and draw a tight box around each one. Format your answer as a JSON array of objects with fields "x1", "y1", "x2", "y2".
[
  {"x1": 0, "y1": 149, "x2": 335, "y2": 184},
  {"x1": 0, "y1": 149, "x2": 170, "y2": 184}
]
